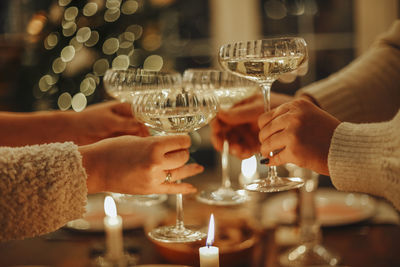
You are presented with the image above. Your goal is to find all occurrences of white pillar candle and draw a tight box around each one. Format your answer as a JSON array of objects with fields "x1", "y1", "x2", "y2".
[
  {"x1": 199, "y1": 214, "x2": 219, "y2": 267},
  {"x1": 104, "y1": 196, "x2": 124, "y2": 261}
]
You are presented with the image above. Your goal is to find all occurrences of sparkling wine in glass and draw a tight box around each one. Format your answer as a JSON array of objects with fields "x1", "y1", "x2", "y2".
[
  {"x1": 129, "y1": 68, "x2": 218, "y2": 243},
  {"x1": 219, "y1": 37, "x2": 307, "y2": 192},
  {"x1": 183, "y1": 69, "x2": 258, "y2": 205},
  {"x1": 103, "y1": 68, "x2": 168, "y2": 206}
]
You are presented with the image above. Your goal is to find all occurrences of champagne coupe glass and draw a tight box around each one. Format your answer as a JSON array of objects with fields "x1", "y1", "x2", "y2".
[
  {"x1": 183, "y1": 69, "x2": 258, "y2": 205},
  {"x1": 218, "y1": 37, "x2": 307, "y2": 192},
  {"x1": 280, "y1": 166, "x2": 340, "y2": 266},
  {"x1": 129, "y1": 68, "x2": 218, "y2": 243},
  {"x1": 103, "y1": 68, "x2": 168, "y2": 206}
]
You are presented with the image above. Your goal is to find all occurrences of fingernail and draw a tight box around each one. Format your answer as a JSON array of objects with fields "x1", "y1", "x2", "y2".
[{"x1": 260, "y1": 158, "x2": 269, "y2": 164}]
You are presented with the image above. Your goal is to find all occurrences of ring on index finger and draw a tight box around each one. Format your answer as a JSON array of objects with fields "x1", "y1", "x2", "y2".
[{"x1": 164, "y1": 171, "x2": 172, "y2": 184}]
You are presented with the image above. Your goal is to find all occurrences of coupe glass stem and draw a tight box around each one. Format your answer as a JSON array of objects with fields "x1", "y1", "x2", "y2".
[
  {"x1": 175, "y1": 191, "x2": 185, "y2": 231},
  {"x1": 280, "y1": 170, "x2": 339, "y2": 266},
  {"x1": 299, "y1": 174, "x2": 321, "y2": 245},
  {"x1": 221, "y1": 139, "x2": 232, "y2": 189},
  {"x1": 260, "y1": 81, "x2": 278, "y2": 179}
]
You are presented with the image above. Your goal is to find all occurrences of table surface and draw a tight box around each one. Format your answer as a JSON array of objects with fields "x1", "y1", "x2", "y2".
[
  {"x1": 1, "y1": 166, "x2": 399, "y2": 267},
  {"x1": 0, "y1": 194, "x2": 399, "y2": 267}
]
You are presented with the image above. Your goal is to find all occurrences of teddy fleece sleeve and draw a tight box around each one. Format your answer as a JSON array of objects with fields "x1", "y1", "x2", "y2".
[
  {"x1": 328, "y1": 111, "x2": 400, "y2": 210},
  {"x1": 297, "y1": 20, "x2": 400, "y2": 123},
  {"x1": 0, "y1": 142, "x2": 87, "y2": 241}
]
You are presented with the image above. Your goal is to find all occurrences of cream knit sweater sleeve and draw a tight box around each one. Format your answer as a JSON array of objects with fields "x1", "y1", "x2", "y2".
[
  {"x1": 329, "y1": 111, "x2": 400, "y2": 210},
  {"x1": 0, "y1": 142, "x2": 87, "y2": 241},
  {"x1": 296, "y1": 20, "x2": 400, "y2": 210},
  {"x1": 298, "y1": 20, "x2": 400, "y2": 123}
]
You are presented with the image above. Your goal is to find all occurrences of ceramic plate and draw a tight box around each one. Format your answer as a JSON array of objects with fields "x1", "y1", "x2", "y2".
[
  {"x1": 65, "y1": 194, "x2": 167, "y2": 232},
  {"x1": 262, "y1": 188, "x2": 377, "y2": 227}
]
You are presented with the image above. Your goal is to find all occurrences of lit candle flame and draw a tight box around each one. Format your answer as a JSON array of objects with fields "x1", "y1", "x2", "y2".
[
  {"x1": 206, "y1": 214, "x2": 215, "y2": 247},
  {"x1": 241, "y1": 155, "x2": 257, "y2": 178},
  {"x1": 104, "y1": 196, "x2": 117, "y2": 218}
]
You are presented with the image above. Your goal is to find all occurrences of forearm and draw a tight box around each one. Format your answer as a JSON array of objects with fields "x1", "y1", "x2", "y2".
[
  {"x1": 298, "y1": 21, "x2": 400, "y2": 123},
  {"x1": 79, "y1": 143, "x2": 105, "y2": 194},
  {"x1": 0, "y1": 110, "x2": 75, "y2": 146}
]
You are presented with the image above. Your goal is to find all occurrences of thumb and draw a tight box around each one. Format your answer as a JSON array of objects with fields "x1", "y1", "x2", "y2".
[{"x1": 112, "y1": 102, "x2": 134, "y2": 117}]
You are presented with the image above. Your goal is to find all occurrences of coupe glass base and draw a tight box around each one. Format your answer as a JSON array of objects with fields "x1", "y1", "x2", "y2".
[
  {"x1": 279, "y1": 243, "x2": 340, "y2": 266},
  {"x1": 148, "y1": 225, "x2": 206, "y2": 243},
  {"x1": 196, "y1": 188, "x2": 249, "y2": 206},
  {"x1": 244, "y1": 176, "x2": 304, "y2": 193},
  {"x1": 111, "y1": 193, "x2": 168, "y2": 207}
]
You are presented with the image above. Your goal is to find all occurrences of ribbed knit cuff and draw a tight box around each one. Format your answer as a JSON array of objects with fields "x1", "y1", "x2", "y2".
[{"x1": 328, "y1": 114, "x2": 400, "y2": 210}]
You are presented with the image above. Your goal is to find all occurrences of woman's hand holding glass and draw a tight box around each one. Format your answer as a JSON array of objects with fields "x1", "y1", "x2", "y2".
[
  {"x1": 80, "y1": 134, "x2": 203, "y2": 195},
  {"x1": 258, "y1": 97, "x2": 341, "y2": 175}
]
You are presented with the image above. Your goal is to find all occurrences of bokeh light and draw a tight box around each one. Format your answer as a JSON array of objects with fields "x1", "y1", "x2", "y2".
[
  {"x1": 143, "y1": 55, "x2": 163, "y2": 71},
  {"x1": 112, "y1": 55, "x2": 130, "y2": 70},
  {"x1": 76, "y1": 27, "x2": 92, "y2": 43},
  {"x1": 72, "y1": 93, "x2": 87, "y2": 112},
  {"x1": 69, "y1": 37, "x2": 83, "y2": 52},
  {"x1": 85, "y1": 73, "x2": 100, "y2": 85},
  {"x1": 126, "y1": 24, "x2": 143, "y2": 40},
  {"x1": 93, "y1": 58, "x2": 110, "y2": 76},
  {"x1": 44, "y1": 32, "x2": 59, "y2": 50},
  {"x1": 102, "y1": 37, "x2": 120, "y2": 55},
  {"x1": 264, "y1": 0, "x2": 287, "y2": 20},
  {"x1": 64, "y1": 6, "x2": 79, "y2": 21},
  {"x1": 58, "y1": 92, "x2": 72, "y2": 110},
  {"x1": 80, "y1": 77, "x2": 97, "y2": 96},
  {"x1": 85, "y1": 31, "x2": 100, "y2": 47},
  {"x1": 58, "y1": 0, "x2": 72, "y2": 7},
  {"x1": 62, "y1": 21, "x2": 77, "y2": 37},
  {"x1": 83, "y1": 2, "x2": 98, "y2": 17},
  {"x1": 52, "y1": 57, "x2": 67, "y2": 73},
  {"x1": 106, "y1": 0, "x2": 121, "y2": 9},
  {"x1": 60, "y1": 45, "x2": 76, "y2": 62},
  {"x1": 121, "y1": 0, "x2": 139, "y2": 15},
  {"x1": 121, "y1": 31, "x2": 135, "y2": 42},
  {"x1": 39, "y1": 74, "x2": 58, "y2": 92},
  {"x1": 104, "y1": 8, "x2": 121, "y2": 22},
  {"x1": 26, "y1": 13, "x2": 47, "y2": 35},
  {"x1": 142, "y1": 33, "x2": 162, "y2": 51}
]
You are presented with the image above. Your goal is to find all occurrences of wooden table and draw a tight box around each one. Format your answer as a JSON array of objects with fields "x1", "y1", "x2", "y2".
[{"x1": 0, "y1": 198, "x2": 399, "y2": 267}]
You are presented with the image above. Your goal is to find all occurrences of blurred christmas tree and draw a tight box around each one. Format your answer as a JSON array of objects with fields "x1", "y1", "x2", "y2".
[{"x1": 14, "y1": 0, "x2": 210, "y2": 112}]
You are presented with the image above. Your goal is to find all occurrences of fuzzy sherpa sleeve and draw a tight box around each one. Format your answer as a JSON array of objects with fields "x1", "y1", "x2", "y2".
[
  {"x1": 297, "y1": 20, "x2": 400, "y2": 123},
  {"x1": 0, "y1": 142, "x2": 87, "y2": 241},
  {"x1": 328, "y1": 110, "x2": 400, "y2": 211}
]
